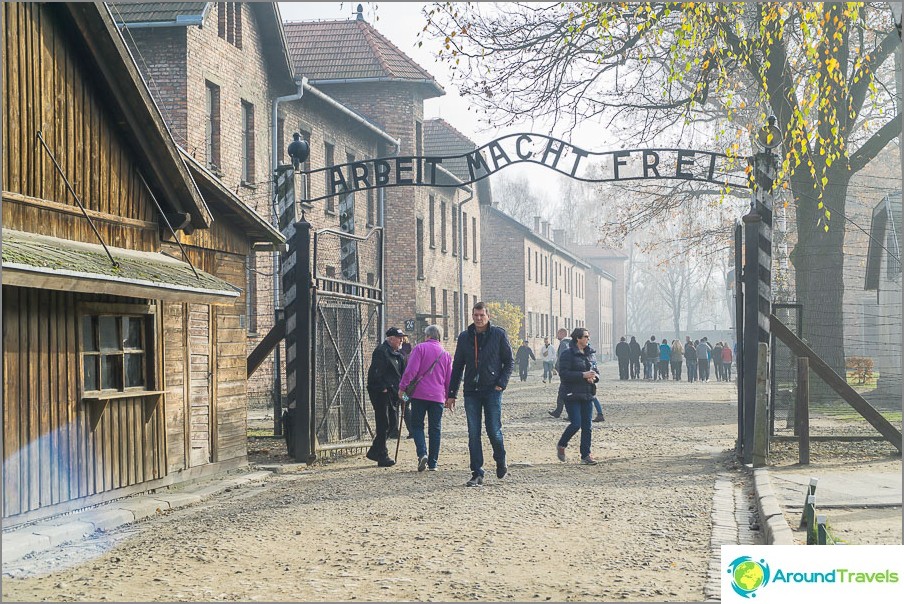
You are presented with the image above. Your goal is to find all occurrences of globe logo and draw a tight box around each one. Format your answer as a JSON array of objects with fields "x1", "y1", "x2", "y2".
[{"x1": 727, "y1": 556, "x2": 771, "y2": 598}]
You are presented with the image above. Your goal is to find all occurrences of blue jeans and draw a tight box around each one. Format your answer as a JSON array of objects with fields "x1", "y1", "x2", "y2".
[
  {"x1": 558, "y1": 399, "x2": 593, "y2": 459},
  {"x1": 409, "y1": 398, "x2": 443, "y2": 469},
  {"x1": 592, "y1": 397, "x2": 603, "y2": 418},
  {"x1": 543, "y1": 361, "x2": 554, "y2": 381},
  {"x1": 463, "y1": 390, "x2": 506, "y2": 477}
]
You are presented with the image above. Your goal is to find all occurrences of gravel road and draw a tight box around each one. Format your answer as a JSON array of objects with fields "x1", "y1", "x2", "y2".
[{"x1": 3, "y1": 363, "x2": 753, "y2": 602}]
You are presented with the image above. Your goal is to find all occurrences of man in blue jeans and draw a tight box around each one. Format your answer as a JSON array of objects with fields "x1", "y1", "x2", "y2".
[{"x1": 447, "y1": 301, "x2": 514, "y2": 487}]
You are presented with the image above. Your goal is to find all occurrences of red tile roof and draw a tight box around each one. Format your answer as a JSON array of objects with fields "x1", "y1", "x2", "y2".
[{"x1": 284, "y1": 19, "x2": 443, "y2": 97}]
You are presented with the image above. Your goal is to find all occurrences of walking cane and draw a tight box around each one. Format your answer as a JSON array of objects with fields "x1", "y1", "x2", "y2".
[{"x1": 394, "y1": 396, "x2": 407, "y2": 462}]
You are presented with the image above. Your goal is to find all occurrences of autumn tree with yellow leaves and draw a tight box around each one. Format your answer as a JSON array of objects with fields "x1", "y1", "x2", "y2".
[{"x1": 423, "y1": 2, "x2": 901, "y2": 373}]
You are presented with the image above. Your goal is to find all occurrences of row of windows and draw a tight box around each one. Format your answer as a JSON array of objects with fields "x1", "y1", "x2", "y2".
[
  {"x1": 525, "y1": 246, "x2": 585, "y2": 298},
  {"x1": 417, "y1": 199, "x2": 478, "y2": 277},
  {"x1": 428, "y1": 288, "x2": 475, "y2": 339},
  {"x1": 524, "y1": 311, "x2": 584, "y2": 339},
  {"x1": 205, "y1": 81, "x2": 255, "y2": 184}
]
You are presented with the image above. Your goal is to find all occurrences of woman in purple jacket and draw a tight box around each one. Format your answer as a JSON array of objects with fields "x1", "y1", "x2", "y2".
[{"x1": 398, "y1": 325, "x2": 453, "y2": 472}]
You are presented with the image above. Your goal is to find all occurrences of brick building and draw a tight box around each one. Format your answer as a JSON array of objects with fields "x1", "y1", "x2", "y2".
[
  {"x1": 285, "y1": 12, "x2": 483, "y2": 350},
  {"x1": 112, "y1": 2, "x2": 300, "y2": 406},
  {"x1": 561, "y1": 242, "x2": 628, "y2": 356},
  {"x1": 481, "y1": 207, "x2": 607, "y2": 353}
]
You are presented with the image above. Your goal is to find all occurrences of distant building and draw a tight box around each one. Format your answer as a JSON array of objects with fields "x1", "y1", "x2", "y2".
[
  {"x1": 864, "y1": 191, "x2": 902, "y2": 398},
  {"x1": 480, "y1": 208, "x2": 614, "y2": 356}
]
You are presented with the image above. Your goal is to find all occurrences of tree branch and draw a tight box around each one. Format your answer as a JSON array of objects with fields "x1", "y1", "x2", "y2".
[{"x1": 848, "y1": 114, "x2": 902, "y2": 174}]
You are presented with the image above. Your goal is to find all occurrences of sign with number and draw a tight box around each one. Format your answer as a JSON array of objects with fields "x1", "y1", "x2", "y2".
[{"x1": 404, "y1": 319, "x2": 415, "y2": 332}]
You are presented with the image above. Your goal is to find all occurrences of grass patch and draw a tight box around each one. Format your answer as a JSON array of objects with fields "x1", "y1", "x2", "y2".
[{"x1": 247, "y1": 428, "x2": 276, "y2": 438}]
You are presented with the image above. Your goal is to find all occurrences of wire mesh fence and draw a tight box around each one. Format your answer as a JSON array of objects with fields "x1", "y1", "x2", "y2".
[{"x1": 770, "y1": 179, "x2": 901, "y2": 442}]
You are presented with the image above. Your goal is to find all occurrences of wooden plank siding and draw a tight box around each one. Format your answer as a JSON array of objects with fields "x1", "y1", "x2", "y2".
[
  {"x1": 2, "y1": 2, "x2": 257, "y2": 521},
  {"x1": 1, "y1": 287, "x2": 167, "y2": 517},
  {"x1": 1, "y1": 3, "x2": 156, "y2": 240}
]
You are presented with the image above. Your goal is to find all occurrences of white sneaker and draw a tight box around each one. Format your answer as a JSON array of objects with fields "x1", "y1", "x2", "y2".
[{"x1": 417, "y1": 455, "x2": 428, "y2": 472}]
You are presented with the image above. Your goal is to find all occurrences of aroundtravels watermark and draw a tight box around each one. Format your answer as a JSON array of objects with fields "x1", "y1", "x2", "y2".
[{"x1": 722, "y1": 546, "x2": 904, "y2": 602}]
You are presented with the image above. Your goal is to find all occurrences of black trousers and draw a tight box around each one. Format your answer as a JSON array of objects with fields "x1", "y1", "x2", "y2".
[
  {"x1": 617, "y1": 358, "x2": 629, "y2": 380},
  {"x1": 671, "y1": 360, "x2": 682, "y2": 380},
  {"x1": 658, "y1": 360, "x2": 669, "y2": 380},
  {"x1": 519, "y1": 364, "x2": 529, "y2": 381},
  {"x1": 368, "y1": 390, "x2": 393, "y2": 459},
  {"x1": 629, "y1": 358, "x2": 640, "y2": 379}
]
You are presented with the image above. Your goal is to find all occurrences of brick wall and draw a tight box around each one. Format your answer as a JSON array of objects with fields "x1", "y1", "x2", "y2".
[{"x1": 123, "y1": 28, "x2": 188, "y2": 145}]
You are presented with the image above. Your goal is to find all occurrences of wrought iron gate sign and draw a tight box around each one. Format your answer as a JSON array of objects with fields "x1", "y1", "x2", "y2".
[{"x1": 300, "y1": 133, "x2": 749, "y2": 203}]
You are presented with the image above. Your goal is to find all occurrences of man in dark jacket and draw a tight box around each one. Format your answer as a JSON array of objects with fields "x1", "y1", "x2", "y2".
[
  {"x1": 365, "y1": 327, "x2": 407, "y2": 467},
  {"x1": 615, "y1": 336, "x2": 630, "y2": 380},
  {"x1": 447, "y1": 302, "x2": 514, "y2": 487},
  {"x1": 628, "y1": 335, "x2": 642, "y2": 379},
  {"x1": 515, "y1": 340, "x2": 536, "y2": 382}
]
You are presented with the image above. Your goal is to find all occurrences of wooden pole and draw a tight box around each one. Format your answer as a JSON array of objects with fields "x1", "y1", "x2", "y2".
[
  {"x1": 797, "y1": 357, "x2": 810, "y2": 464},
  {"x1": 752, "y1": 342, "x2": 769, "y2": 467}
]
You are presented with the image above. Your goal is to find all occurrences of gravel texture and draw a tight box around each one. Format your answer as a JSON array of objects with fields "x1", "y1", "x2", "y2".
[{"x1": 3, "y1": 364, "x2": 753, "y2": 602}]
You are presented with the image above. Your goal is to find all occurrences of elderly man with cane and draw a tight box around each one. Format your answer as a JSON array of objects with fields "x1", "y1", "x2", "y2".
[{"x1": 365, "y1": 327, "x2": 407, "y2": 467}]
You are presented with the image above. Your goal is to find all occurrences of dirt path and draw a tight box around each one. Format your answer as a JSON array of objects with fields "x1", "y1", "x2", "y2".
[{"x1": 2, "y1": 364, "x2": 748, "y2": 602}]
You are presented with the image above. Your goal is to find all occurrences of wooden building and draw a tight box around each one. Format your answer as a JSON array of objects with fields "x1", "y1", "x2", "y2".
[{"x1": 1, "y1": 2, "x2": 282, "y2": 524}]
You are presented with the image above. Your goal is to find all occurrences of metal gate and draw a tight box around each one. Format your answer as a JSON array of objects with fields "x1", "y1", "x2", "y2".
[{"x1": 311, "y1": 226, "x2": 383, "y2": 454}]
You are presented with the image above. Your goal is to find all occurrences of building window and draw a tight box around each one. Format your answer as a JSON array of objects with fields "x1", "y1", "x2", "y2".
[
  {"x1": 341, "y1": 151, "x2": 356, "y2": 234},
  {"x1": 453, "y1": 290, "x2": 459, "y2": 334},
  {"x1": 429, "y1": 195, "x2": 436, "y2": 248},
  {"x1": 416, "y1": 218, "x2": 425, "y2": 279},
  {"x1": 527, "y1": 248, "x2": 532, "y2": 280},
  {"x1": 451, "y1": 206, "x2": 458, "y2": 256},
  {"x1": 299, "y1": 129, "x2": 312, "y2": 201},
  {"x1": 472, "y1": 216, "x2": 478, "y2": 263},
  {"x1": 440, "y1": 201, "x2": 447, "y2": 252},
  {"x1": 247, "y1": 252, "x2": 258, "y2": 334},
  {"x1": 462, "y1": 211, "x2": 468, "y2": 259},
  {"x1": 324, "y1": 142, "x2": 335, "y2": 213},
  {"x1": 415, "y1": 120, "x2": 423, "y2": 156},
  {"x1": 205, "y1": 81, "x2": 221, "y2": 171},
  {"x1": 241, "y1": 100, "x2": 255, "y2": 184},
  {"x1": 430, "y1": 287, "x2": 437, "y2": 326},
  {"x1": 218, "y1": 3, "x2": 242, "y2": 48},
  {"x1": 81, "y1": 311, "x2": 154, "y2": 394},
  {"x1": 442, "y1": 289, "x2": 448, "y2": 339},
  {"x1": 366, "y1": 189, "x2": 375, "y2": 226}
]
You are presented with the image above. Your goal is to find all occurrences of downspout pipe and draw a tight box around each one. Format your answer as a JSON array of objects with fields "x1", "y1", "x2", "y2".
[
  {"x1": 457, "y1": 187, "x2": 474, "y2": 333},
  {"x1": 379, "y1": 138, "x2": 401, "y2": 338}
]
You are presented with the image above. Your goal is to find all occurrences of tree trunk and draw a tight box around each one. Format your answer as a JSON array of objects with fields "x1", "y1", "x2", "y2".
[{"x1": 790, "y1": 178, "x2": 849, "y2": 380}]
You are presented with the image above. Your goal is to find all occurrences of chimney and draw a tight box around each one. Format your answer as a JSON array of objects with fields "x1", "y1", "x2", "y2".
[
  {"x1": 534, "y1": 216, "x2": 541, "y2": 233},
  {"x1": 552, "y1": 229, "x2": 566, "y2": 246},
  {"x1": 541, "y1": 221, "x2": 550, "y2": 239}
]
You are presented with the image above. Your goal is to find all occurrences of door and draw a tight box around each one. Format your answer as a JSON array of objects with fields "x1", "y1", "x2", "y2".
[{"x1": 188, "y1": 303, "x2": 212, "y2": 466}]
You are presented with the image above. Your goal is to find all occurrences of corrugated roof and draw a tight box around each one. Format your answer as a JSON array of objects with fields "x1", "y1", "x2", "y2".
[
  {"x1": 109, "y1": 2, "x2": 208, "y2": 26},
  {"x1": 284, "y1": 19, "x2": 443, "y2": 97},
  {"x1": 424, "y1": 118, "x2": 479, "y2": 182}
]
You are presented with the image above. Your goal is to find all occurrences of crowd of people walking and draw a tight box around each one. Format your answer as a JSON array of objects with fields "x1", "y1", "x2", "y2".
[{"x1": 614, "y1": 335, "x2": 734, "y2": 382}]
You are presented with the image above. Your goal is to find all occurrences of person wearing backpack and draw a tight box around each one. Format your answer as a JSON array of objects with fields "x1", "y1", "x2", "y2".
[{"x1": 399, "y1": 325, "x2": 453, "y2": 472}]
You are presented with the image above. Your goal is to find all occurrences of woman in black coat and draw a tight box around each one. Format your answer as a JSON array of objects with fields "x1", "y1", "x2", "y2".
[{"x1": 555, "y1": 327, "x2": 600, "y2": 465}]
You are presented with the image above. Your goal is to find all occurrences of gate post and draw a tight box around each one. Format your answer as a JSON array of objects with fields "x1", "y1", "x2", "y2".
[
  {"x1": 292, "y1": 219, "x2": 315, "y2": 463},
  {"x1": 734, "y1": 221, "x2": 744, "y2": 456},
  {"x1": 741, "y1": 120, "x2": 778, "y2": 464}
]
